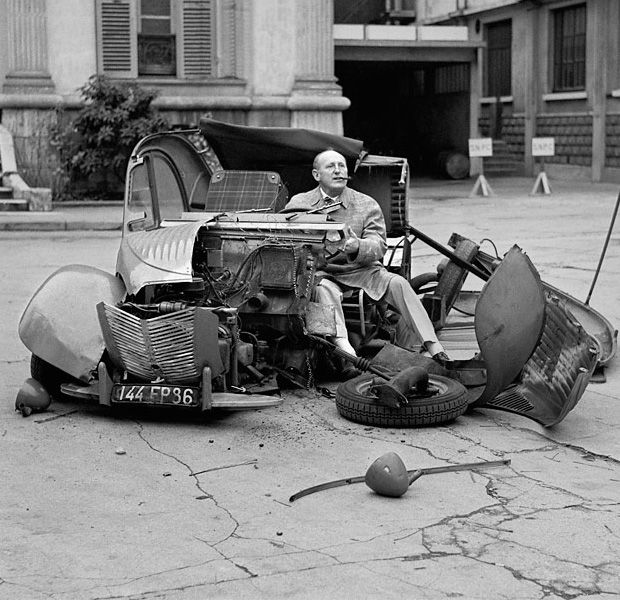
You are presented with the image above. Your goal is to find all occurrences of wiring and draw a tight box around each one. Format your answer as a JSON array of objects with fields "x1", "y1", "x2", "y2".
[{"x1": 478, "y1": 237, "x2": 500, "y2": 259}]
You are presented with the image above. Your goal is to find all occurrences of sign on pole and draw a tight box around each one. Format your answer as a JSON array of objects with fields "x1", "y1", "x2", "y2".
[
  {"x1": 532, "y1": 137, "x2": 555, "y2": 157},
  {"x1": 530, "y1": 137, "x2": 554, "y2": 195},
  {"x1": 468, "y1": 138, "x2": 494, "y2": 196},
  {"x1": 468, "y1": 138, "x2": 493, "y2": 158}
]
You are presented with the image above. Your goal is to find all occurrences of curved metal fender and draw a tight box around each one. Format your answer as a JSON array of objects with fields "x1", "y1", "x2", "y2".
[
  {"x1": 472, "y1": 245, "x2": 546, "y2": 406},
  {"x1": 116, "y1": 222, "x2": 205, "y2": 296},
  {"x1": 19, "y1": 265, "x2": 126, "y2": 382}
]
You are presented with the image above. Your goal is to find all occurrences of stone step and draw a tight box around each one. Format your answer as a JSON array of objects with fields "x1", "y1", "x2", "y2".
[
  {"x1": 483, "y1": 141, "x2": 520, "y2": 175},
  {"x1": 0, "y1": 198, "x2": 28, "y2": 211}
]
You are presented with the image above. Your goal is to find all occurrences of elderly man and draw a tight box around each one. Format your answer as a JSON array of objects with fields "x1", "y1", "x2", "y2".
[{"x1": 284, "y1": 149, "x2": 449, "y2": 373}]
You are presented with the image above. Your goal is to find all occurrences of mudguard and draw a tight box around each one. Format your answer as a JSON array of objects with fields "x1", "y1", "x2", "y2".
[
  {"x1": 19, "y1": 265, "x2": 126, "y2": 382},
  {"x1": 471, "y1": 246, "x2": 599, "y2": 426},
  {"x1": 473, "y1": 246, "x2": 546, "y2": 406}
]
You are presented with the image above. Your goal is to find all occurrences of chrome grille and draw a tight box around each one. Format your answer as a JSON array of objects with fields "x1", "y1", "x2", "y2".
[{"x1": 100, "y1": 304, "x2": 199, "y2": 383}]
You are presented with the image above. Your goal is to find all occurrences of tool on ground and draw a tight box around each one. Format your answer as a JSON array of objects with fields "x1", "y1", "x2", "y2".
[
  {"x1": 15, "y1": 378, "x2": 51, "y2": 417},
  {"x1": 289, "y1": 453, "x2": 511, "y2": 502}
]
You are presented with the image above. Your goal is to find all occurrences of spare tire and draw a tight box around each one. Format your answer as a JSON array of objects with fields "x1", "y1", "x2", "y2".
[{"x1": 335, "y1": 373, "x2": 468, "y2": 427}]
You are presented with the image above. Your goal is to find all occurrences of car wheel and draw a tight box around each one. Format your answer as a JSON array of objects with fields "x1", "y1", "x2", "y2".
[
  {"x1": 335, "y1": 373, "x2": 468, "y2": 427},
  {"x1": 30, "y1": 354, "x2": 75, "y2": 401}
]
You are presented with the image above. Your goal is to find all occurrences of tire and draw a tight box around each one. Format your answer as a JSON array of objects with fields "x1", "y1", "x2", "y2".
[
  {"x1": 335, "y1": 373, "x2": 468, "y2": 427},
  {"x1": 30, "y1": 354, "x2": 75, "y2": 401},
  {"x1": 410, "y1": 272, "x2": 439, "y2": 295}
]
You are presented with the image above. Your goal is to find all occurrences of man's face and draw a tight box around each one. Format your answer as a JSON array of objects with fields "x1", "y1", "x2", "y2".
[{"x1": 312, "y1": 151, "x2": 348, "y2": 196}]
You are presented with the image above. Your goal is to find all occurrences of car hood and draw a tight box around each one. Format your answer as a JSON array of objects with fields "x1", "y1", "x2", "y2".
[
  {"x1": 116, "y1": 221, "x2": 205, "y2": 295},
  {"x1": 200, "y1": 118, "x2": 365, "y2": 197}
]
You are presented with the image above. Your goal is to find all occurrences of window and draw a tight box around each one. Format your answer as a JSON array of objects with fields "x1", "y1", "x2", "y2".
[
  {"x1": 138, "y1": 0, "x2": 176, "y2": 76},
  {"x1": 553, "y1": 4, "x2": 586, "y2": 92},
  {"x1": 127, "y1": 162, "x2": 155, "y2": 231},
  {"x1": 127, "y1": 153, "x2": 187, "y2": 230},
  {"x1": 96, "y1": 0, "x2": 226, "y2": 79},
  {"x1": 485, "y1": 20, "x2": 512, "y2": 97}
]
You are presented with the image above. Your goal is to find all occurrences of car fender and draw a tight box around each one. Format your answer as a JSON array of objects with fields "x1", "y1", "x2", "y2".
[
  {"x1": 19, "y1": 265, "x2": 126, "y2": 382},
  {"x1": 116, "y1": 222, "x2": 204, "y2": 296}
]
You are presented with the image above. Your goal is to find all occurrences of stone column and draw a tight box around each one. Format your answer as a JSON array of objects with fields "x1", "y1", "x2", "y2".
[
  {"x1": 3, "y1": 0, "x2": 54, "y2": 92},
  {"x1": 523, "y1": 4, "x2": 540, "y2": 177},
  {"x1": 589, "y1": 1, "x2": 608, "y2": 182},
  {"x1": 289, "y1": 0, "x2": 349, "y2": 134}
]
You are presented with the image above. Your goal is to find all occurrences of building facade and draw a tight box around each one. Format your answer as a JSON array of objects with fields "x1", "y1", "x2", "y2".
[
  {"x1": 417, "y1": 0, "x2": 620, "y2": 182},
  {"x1": 6, "y1": 0, "x2": 611, "y2": 187},
  {"x1": 0, "y1": 0, "x2": 347, "y2": 187}
]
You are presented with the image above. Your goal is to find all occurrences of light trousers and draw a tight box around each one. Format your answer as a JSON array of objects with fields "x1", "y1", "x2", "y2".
[{"x1": 313, "y1": 275, "x2": 439, "y2": 346}]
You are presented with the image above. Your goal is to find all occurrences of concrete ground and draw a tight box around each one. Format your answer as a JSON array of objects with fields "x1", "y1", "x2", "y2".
[{"x1": 1, "y1": 176, "x2": 619, "y2": 599}]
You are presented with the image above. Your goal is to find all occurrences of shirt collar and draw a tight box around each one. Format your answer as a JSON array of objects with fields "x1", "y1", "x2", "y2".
[{"x1": 312, "y1": 186, "x2": 349, "y2": 208}]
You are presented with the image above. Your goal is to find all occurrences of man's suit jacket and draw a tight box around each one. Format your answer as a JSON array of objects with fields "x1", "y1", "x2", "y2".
[{"x1": 284, "y1": 186, "x2": 395, "y2": 300}]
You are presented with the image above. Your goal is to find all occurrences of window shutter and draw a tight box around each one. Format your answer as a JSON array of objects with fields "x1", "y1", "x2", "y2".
[
  {"x1": 180, "y1": 0, "x2": 214, "y2": 78},
  {"x1": 96, "y1": 0, "x2": 137, "y2": 78}
]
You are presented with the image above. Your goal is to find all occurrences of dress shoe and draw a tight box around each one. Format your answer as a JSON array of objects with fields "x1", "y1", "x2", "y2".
[{"x1": 432, "y1": 351, "x2": 451, "y2": 364}]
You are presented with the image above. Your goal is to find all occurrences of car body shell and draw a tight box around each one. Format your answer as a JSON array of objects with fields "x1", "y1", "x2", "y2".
[{"x1": 18, "y1": 119, "x2": 614, "y2": 425}]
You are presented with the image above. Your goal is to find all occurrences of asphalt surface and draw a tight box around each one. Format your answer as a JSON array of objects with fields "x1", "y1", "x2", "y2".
[{"x1": 1, "y1": 175, "x2": 619, "y2": 599}]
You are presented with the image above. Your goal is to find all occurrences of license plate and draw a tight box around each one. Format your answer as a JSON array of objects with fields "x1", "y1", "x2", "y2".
[{"x1": 111, "y1": 384, "x2": 199, "y2": 407}]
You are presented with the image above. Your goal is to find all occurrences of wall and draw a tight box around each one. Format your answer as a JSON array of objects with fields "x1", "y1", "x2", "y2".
[
  {"x1": 47, "y1": 0, "x2": 97, "y2": 96},
  {"x1": 416, "y1": 0, "x2": 521, "y2": 22},
  {"x1": 0, "y1": 0, "x2": 347, "y2": 193},
  {"x1": 437, "y1": 0, "x2": 620, "y2": 182}
]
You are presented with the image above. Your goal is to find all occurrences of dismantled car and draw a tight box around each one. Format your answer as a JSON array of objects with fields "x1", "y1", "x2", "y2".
[{"x1": 18, "y1": 119, "x2": 617, "y2": 428}]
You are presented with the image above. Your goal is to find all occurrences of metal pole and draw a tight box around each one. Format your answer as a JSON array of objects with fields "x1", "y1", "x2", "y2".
[
  {"x1": 585, "y1": 190, "x2": 620, "y2": 305},
  {"x1": 407, "y1": 225, "x2": 490, "y2": 280}
]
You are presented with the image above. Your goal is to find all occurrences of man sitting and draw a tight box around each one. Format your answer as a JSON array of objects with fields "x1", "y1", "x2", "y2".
[{"x1": 283, "y1": 149, "x2": 449, "y2": 376}]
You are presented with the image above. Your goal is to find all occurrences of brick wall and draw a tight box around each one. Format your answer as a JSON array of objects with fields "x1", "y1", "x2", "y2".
[
  {"x1": 478, "y1": 114, "x2": 525, "y2": 160},
  {"x1": 605, "y1": 114, "x2": 620, "y2": 168},
  {"x1": 536, "y1": 114, "x2": 592, "y2": 167},
  {"x1": 502, "y1": 116, "x2": 525, "y2": 161}
]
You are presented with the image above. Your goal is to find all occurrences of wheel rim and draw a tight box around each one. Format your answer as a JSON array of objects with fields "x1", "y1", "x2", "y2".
[{"x1": 359, "y1": 376, "x2": 446, "y2": 401}]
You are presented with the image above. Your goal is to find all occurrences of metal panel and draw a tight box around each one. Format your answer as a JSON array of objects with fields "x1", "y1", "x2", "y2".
[
  {"x1": 19, "y1": 265, "x2": 126, "y2": 382},
  {"x1": 98, "y1": 304, "x2": 224, "y2": 383}
]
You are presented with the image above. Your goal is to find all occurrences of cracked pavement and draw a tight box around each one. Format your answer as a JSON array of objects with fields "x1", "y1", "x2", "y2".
[{"x1": 1, "y1": 177, "x2": 619, "y2": 599}]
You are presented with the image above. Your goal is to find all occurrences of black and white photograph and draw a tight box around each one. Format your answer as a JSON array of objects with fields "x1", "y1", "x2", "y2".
[{"x1": 1, "y1": 1, "x2": 619, "y2": 598}]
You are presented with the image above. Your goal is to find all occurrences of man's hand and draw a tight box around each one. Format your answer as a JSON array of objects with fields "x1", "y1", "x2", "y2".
[{"x1": 343, "y1": 225, "x2": 360, "y2": 256}]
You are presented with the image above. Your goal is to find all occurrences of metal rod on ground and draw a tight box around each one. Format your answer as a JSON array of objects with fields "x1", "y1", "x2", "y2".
[
  {"x1": 289, "y1": 458, "x2": 511, "y2": 502},
  {"x1": 407, "y1": 225, "x2": 490, "y2": 281},
  {"x1": 585, "y1": 190, "x2": 620, "y2": 305},
  {"x1": 308, "y1": 335, "x2": 391, "y2": 380}
]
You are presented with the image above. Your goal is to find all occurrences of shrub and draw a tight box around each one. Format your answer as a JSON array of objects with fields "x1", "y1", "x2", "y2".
[{"x1": 51, "y1": 75, "x2": 169, "y2": 200}]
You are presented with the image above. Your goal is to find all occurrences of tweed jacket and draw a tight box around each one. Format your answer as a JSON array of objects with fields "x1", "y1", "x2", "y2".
[{"x1": 284, "y1": 186, "x2": 396, "y2": 300}]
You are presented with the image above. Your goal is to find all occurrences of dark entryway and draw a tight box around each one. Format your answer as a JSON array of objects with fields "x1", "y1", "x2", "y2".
[{"x1": 335, "y1": 60, "x2": 471, "y2": 177}]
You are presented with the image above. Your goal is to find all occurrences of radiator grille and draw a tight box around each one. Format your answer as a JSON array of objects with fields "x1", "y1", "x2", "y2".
[{"x1": 100, "y1": 304, "x2": 199, "y2": 383}]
